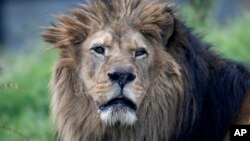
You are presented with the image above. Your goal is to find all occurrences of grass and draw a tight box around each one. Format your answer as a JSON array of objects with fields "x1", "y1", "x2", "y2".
[{"x1": 0, "y1": 8, "x2": 250, "y2": 141}]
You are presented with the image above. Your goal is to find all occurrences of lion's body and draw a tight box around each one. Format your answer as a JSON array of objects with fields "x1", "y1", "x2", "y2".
[{"x1": 43, "y1": 0, "x2": 250, "y2": 141}]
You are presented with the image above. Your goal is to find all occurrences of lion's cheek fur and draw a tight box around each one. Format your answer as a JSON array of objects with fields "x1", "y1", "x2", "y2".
[{"x1": 50, "y1": 67, "x2": 106, "y2": 141}]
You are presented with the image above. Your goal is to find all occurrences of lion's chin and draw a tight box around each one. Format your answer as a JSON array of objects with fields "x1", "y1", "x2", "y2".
[{"x1": 99, "y1": 106, "x2": 137, "y2": 126}]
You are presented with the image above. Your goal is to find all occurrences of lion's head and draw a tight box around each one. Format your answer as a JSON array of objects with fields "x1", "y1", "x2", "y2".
[
  {"x1": 43, "y1": 0, "x2": 187, "y2": 140},
  {"x1": 80, "y1": 29, "x2": 154, "y2": 126}
]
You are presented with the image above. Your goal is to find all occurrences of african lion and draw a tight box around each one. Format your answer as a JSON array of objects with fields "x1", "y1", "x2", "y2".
[{"x1": 43, "y1": 0, "x2": 250, "y2": 141}]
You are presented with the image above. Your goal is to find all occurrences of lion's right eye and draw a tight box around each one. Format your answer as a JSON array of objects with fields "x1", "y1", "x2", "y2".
[
  {"x1": 135, "y1": 48, "x2": 147, "y2": 58},
  {"x1": 91, "y1": 45, "x2": 105, "y2": 55}
]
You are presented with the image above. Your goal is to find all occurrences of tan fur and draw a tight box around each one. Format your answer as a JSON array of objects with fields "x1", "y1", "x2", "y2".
[
  {"x1": 44, "y1": 0, "x2": 187, "y2": 140},
  {"x1": 223, "y1": 92, "x2": 250, "y2": 141},
  {"x1": 233, "y1": 92, "x2": 250, "y2": 125}
]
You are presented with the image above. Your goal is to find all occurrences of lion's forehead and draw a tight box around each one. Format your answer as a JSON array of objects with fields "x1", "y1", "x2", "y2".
[{"x1": 84, "y1": 29, "x2": 148, "y2": 52}]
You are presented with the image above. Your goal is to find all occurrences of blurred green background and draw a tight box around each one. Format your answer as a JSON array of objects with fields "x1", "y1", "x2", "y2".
[{"x1": 0, "y1": 0, "x2": 250, "y2": 141}]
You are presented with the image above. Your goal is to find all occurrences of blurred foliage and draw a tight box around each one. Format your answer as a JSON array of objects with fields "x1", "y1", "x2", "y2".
[
  {"x1": 0, "y1": 4, "x2": 250, "y2": 141},
  {"x1": 181, "y1": 7, "x2": 250, "y2": 64},
  {"x1": 0, "y1": 47, "x2": 57, "y2": 141},
  {"x1": 186, "y1": 0, "x2": 216, "y2": 22}
]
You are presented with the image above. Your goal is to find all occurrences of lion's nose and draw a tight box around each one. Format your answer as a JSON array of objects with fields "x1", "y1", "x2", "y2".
[{"x1": 108, "y1": 72, "x2": 136, "y2": 88}]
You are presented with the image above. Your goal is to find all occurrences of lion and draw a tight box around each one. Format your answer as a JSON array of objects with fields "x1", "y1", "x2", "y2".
[{"x1": 42, "y1": 0, "x2": 250, "y2": 141}]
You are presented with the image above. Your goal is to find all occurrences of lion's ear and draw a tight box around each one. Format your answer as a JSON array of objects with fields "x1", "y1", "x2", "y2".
[
  {"x1": 42, "y1": 13, "x2": 91, "y2": 49},
  {"x1": 133, "y1": 2, "x2": 175, "y2": 44}
]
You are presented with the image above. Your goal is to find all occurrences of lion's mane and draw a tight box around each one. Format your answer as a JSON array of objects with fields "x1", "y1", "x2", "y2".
[{"x1": 43, "y1": 0, "x2": 250, "y2": 141}]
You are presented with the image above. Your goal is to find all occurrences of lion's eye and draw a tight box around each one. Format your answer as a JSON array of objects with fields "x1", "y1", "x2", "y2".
[
  {"x1": 135, "y1": 48, "x2": 147, "y2": 58},
  {"x1": 91, "y1": 45, "x2": 105, "y2": 55}
]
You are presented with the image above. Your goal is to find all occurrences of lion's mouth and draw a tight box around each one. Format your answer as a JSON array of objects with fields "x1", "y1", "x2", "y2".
[{"x1": 99, "y1": 95, "x2": 137, "y2": 111}]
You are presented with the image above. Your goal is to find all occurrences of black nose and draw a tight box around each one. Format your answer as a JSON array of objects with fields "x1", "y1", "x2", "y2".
[{"x1": 108, "y1": 72, "x2": 136, "y2": 88}]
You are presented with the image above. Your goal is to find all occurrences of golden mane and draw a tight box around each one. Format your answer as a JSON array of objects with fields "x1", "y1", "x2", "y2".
[{"x1": 43, "y1": 0, "x2": 175, "y2": 49}]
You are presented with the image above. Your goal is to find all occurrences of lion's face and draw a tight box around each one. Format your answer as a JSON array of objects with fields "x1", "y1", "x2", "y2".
[
  {"x1": 44, "y1": 0, "x2": 186, "y2": 140},
  {"x1": 79, "y1": 27, "x2": 156, "y2": 125}
]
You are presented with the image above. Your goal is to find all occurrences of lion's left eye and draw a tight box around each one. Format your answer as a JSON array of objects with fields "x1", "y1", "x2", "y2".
[{"x1": 135, "y1": 48, "x2": 147, "y2": 58}]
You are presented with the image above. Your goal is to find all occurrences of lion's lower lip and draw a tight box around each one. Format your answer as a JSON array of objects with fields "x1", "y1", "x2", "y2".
[{"x1": 99, "y1": 97, "x2": 137, "y2": 111}]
